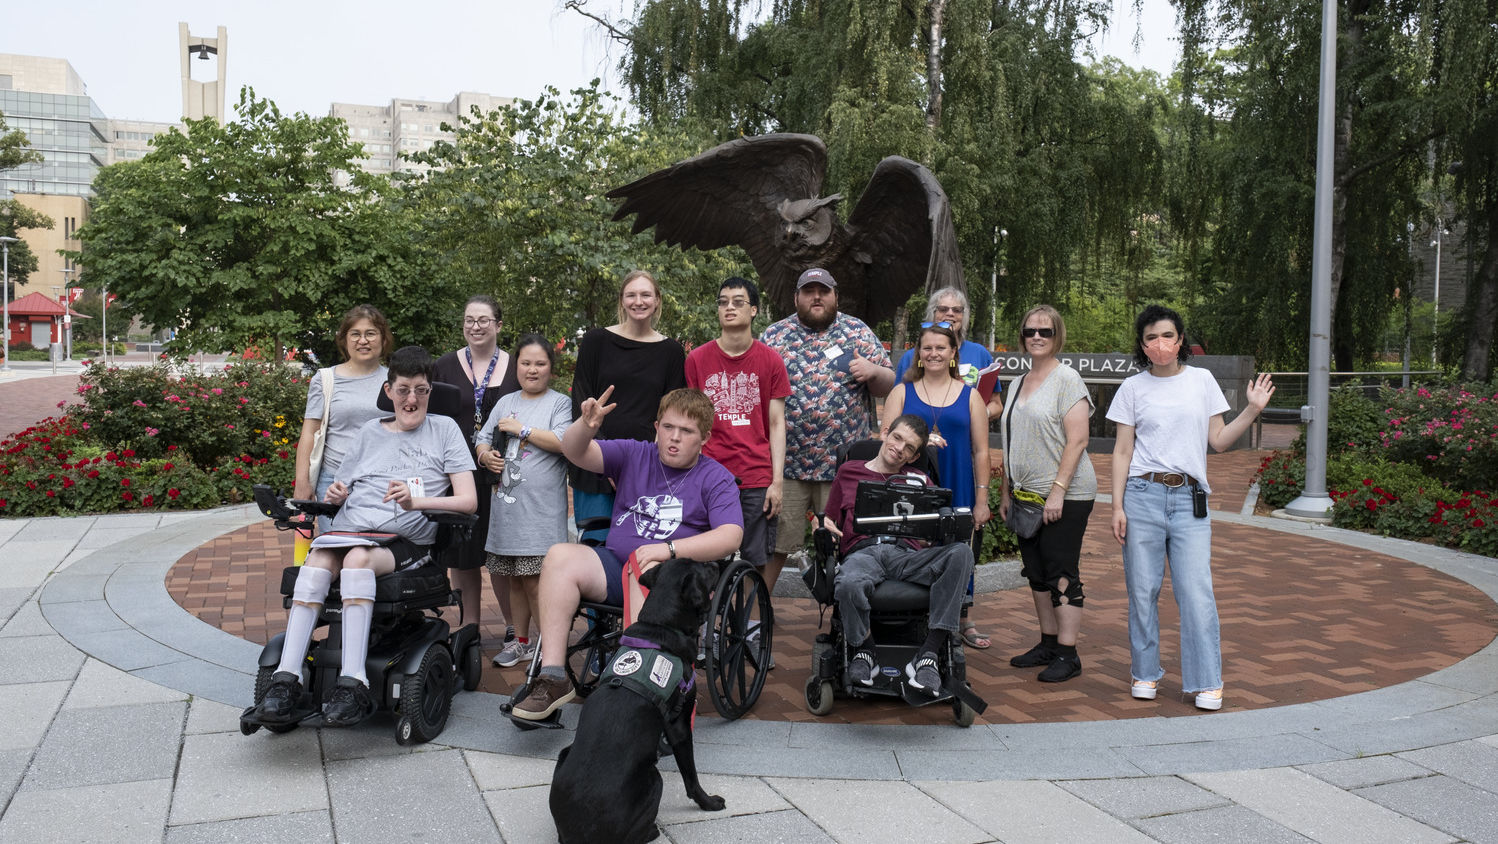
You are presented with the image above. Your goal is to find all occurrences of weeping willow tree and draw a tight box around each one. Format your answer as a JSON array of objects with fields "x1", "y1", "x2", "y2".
[{"x1": 566, "y1": 0, "x2": 1170, "y2": 345}]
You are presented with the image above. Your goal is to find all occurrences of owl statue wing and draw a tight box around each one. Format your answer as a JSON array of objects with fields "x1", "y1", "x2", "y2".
[
  {"x1": 831, "y1": 156, "x2": 966, "y2": 329},
  {"x1": 606, "y1": 133, "x2": 828, "y2": 307}
]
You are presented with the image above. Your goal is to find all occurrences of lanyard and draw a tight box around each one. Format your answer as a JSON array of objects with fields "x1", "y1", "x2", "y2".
[{"x1": 465, "y1": 347, "x2": 501, "y2": 429}]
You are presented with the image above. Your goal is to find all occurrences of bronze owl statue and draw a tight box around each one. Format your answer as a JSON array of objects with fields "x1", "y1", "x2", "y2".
[{"x1": 605, "y1": 133, "x2": 965, "y2": 327}]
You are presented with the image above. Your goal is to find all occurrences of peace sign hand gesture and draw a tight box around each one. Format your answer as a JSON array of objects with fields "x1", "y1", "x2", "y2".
[{"x1": 579, "y1": 384, "x2": 618, "y2": 430}]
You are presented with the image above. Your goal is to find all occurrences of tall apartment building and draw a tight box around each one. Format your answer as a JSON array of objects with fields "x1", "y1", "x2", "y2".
[{"x1": 330, "y1": 92, "x2": 512, "y2": 187}]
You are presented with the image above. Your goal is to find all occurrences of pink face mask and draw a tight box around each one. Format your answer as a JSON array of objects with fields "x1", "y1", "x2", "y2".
[{"x1": 1143, "y1": 337, "x2": 1180, "y2": 367}]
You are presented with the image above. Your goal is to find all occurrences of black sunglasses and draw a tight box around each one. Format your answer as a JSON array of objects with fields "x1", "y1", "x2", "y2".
[{"x1": 1022, "y1": 327, "x2": 1055, "y2": 339}]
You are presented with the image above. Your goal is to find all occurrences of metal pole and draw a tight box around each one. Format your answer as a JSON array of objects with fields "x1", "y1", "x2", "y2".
[
  {"x1": 101, "y1": 284, "x2": 107, "y2": 366},
  {"x1": 0, "y1": 236, "x2": 14, "y2": 373},
  {"x1": 1431, "y1": 226, "x2": 1443, "y2": 367},
  {"x1": 1284, "y1": 0, "x2": 1338, "y2": 519},
  {"x1": 1403, "y1": 222, "x2": 1413, "y2": 390}
]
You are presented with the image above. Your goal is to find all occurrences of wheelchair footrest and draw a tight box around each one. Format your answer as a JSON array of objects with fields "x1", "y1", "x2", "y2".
[
  {"x1": 505, "y1": 710, "x2": 566, "y2": 731},
  {"x1": 239, "y1": 703, "x2": 323, "y2": 731}
]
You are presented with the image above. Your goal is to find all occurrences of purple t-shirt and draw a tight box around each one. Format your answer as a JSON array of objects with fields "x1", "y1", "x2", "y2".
[{"x1": 598, "y1": 439, "x2": 743, "y2": 562}]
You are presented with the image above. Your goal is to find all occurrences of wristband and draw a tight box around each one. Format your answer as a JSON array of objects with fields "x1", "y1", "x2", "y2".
[
  {"x1": 520, "y1": 425, "x2": 532, "y2": 441},
  {"x1": 666, "y1": 540, "x2": 677, "y2": 559},
  {"x1": 1053, "y1": 481, "x2": 1068, "y2": 490},
  {"x1": 976, "y1": 484, "x2": 989, "y2": 489}
]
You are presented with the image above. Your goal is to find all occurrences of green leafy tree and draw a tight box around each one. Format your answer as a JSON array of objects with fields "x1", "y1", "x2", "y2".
[
  {"x1": 72, "y1": 88, "x2": 443, "y2": 360},
  {"x1": 0, "y1": 199, "x2": 54, "y2": 299},
  {"x1": 0, "y1": 110, "x2": 42, "y2": 173},
  {"x1": 400, "y1": 82, "x2": 752, "y2": 349}
]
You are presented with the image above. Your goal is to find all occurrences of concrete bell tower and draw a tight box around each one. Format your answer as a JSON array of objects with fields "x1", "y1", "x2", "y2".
[{"x1": 179, "y1": 23, "x2": 228, "y2": 121}]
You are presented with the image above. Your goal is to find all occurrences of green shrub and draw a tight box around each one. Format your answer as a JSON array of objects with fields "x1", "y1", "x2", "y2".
[
  {"x1": 1295, "y1": 385, "x2": 1384, "y2": 456},
  {"x1": 1374, "y1": 383, "x2": 1498, "y2": 492},
  {"x1": 981, "y1": 469, "x2": 1021, "y2": 561},
  {"x1": 1254, "y1": 450, "x2": 1304, "y2": 510}
]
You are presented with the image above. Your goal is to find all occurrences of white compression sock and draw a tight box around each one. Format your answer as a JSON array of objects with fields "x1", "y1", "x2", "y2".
[
  {"x1": 276, "y1": 566, "x2": 333, "y2": 676},
  {"x1": 339, "y1": 568, "x2": 378, "y2": 686}
]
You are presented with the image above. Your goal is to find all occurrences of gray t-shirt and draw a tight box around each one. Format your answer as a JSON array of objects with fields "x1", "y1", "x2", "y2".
[
  {"x1": 304, "y1": 366, "x2": 388, "y2": 476},
  {"x1": 475, "y1": 389, "x2": 573, "y2": 555},
  {"x1": 1001, "y1": 364, "x2": 1098, "y2": 500},
  {"x1": 323, "y1": 414, "x2": 475, "y2": 546}
]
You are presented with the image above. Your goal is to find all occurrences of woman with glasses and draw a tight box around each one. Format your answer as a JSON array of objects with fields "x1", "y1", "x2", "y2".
[
  {"x1": 569, "y1": 270, "x2": 687, "y2": 541},
  {"x1": 880, "y1": 321, "x2": 992, "y2": 536},
  {"x1": 295, "y1": 304, "x2": 393, "y2": 531},
  {"x1": 999, "y1": 306, "x2": 1096, "y2": 683},
  {"x1": 894, "y1": 287, "x2": 1001, "y2": 418},
  {"x1": 434, "y1": 295, "x2": 520, "y2": 636}
]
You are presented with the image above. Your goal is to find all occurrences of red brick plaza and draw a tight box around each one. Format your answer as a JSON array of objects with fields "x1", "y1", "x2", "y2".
[{"x1": 167, "y1": 447, "x2": 1498, "y2": 726}]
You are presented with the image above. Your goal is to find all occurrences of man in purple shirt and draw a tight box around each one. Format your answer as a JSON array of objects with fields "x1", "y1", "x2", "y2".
[{"x1": 511, "y1": 388, "x2": 744, "y2": 721}]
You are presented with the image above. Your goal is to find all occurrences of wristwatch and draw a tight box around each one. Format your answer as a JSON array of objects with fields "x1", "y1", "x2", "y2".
[{"x1": 666, "y1": 540, "x2": 677, "y2": 559}]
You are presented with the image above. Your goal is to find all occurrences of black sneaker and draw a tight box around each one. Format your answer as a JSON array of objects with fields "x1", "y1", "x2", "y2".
[
  {"x1": 322, "y1": 676, "x2": 377, "y2": 727},
  {"x1": 256, "y1": 671, "x2": 302, "y2": 724},
  {"x1": 1009, "y1": 641, "x2": 1055, "y2": 668},
  {"x1": 848, "y1": 649, "x2": 877, "y2": 686},
  {"x1": 1037, "y1": 653, "x2": 1082, "y2": 683},
  {"x1": 904, "y1": 652, "x2": 943, "y2": 697}
]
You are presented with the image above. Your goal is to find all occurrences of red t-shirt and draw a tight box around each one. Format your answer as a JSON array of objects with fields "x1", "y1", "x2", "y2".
[{"x1": 685, "y1": 339, "x2": 791, "y2": 489}]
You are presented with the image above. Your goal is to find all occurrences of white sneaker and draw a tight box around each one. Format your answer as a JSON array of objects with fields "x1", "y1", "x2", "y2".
[
  {"x1": 492, "y1": 639, "x2": 534, "y2": 668},
  {"x1": 1131, "y1": 679, "x2": 1158, "y2": 700},
  {"x1": 1194, "y1": 688, "x2": 1223, "y2": 711}
]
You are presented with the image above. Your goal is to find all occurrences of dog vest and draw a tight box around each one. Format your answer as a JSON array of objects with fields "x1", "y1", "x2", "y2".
[{"x1": 602, "y1": 636, "x2": 693, "y2": 719}]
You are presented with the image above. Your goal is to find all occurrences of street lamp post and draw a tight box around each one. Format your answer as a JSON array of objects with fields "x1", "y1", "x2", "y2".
[
  {"x1": 1431, "y1": 223, "x2": 1446, "y2": 367},
  {"x1": 0, "y1": 235, "x2": 16, "y2": 373},
  {"x1": 989, "y1": 228, "x2": 1007, "y2": 350},
  {"x1": 59, "y1": 268, "x2": 76, "y2": 362}
]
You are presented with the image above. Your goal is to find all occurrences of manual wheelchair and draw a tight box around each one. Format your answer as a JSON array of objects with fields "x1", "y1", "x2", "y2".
[
  {"x1": 802, "y1": 441, "x2": 988, "y2": 726},
  {"x1": 500, "y1": 510, "x2": 774, "y2": 729},
  {"x1": 238, "y1": 381, "x2": 483, "y2": 745}
]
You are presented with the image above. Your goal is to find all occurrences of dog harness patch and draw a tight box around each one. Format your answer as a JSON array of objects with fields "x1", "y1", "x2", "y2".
[
  {"x1": 649, "y1": 655, "x2": 673, "y2": 688},
  {"x1": 603, "y1": 641, "x2": 689, "y2": 712},
  {"x1": 612, "y1": 649, "x2": 645, "y2": 676}
]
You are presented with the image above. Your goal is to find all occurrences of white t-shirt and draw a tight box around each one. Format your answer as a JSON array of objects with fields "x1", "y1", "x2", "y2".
[{"x1": 1105, "y1": 366, "x2": 1229, "y2": 494}]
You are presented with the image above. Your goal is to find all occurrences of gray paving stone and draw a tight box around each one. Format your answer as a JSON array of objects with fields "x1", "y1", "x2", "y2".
[
  {"x1": 0, "y1": 680, "x2": 69, "y2": 750},
  {"x1": 1421, "y1": 651, "x2": 1498, "y2": 695},
  {"x1": 1188, "y1": 767, "x2": 1454, "y2": 844},
  {"x1": 1310, "y1": 705, "x2": 1498, "y2": 756},
  {"x1": 128, "y1": 617, "x2": 261, "y2": 671},
  {"x1": 654, "y1": 771, "x2": 792, "y2": 825},
  {"x1": 0, "y1": 518, "x2": 25, "y2": 543},
  {"x1": 1314, "y1": 679, "x2": 1476, "y2": 722},
  {"x1": 919, "y1": 779, "x2": 1153, "y2": 843},
  {"x1": 1356, "y1": 775, "x2": 1498, "y2": 843},
  {"x1": 22, "y1": 700, "x2": 186, "y2": 790},
  {"x1": 0, "y1": 633, "x2": 85, "y2": 684},
  {"x1": 131, "y1": 657, "x2": 254, "y2": 707},
  {"x1": 11, "y1": 517, "x2": 92, "y2": 542},
  {"x1": 665, "y1": 808, "x2": 836, "y2": 843},
  {"x1": 327, "y1": 748, "x2": 499, "y2": 841},
  {"x1": 768, "y1": 777, "x2": 987, "y2": 843},
  {"x1": 483, "y1": 783, "x2": 553, "y2": 844},
  {"x1": 68, "y1": 629, "x2": 187, "y2": 671},
  {"x1": 0, "y1": 545, "x2": 71, "y2": 589},
  {"x1": 691, "y1": 714, "x2": 794, "y2": 747},
  {"x1": 185, "y1": 696, "x2": 251, "y2": 735},
  {"x1": 896, "y1": 746, "x2": 1146, "y2": 781},
  {"x1": 1057, "y1": 775, "x2": 1230, "y2": 819},
  {"x1": 40, "y1": 598, "x2": 129, "y2": 636},
  {"x1": 0, "y1": 747, "x2": 31, "y2": 809},
  {"x1": 317, "y1": 719, "x2": 436, "y2": 760},
  {"x1": 1134, "y1": 805, "x2": 1312, "y2": 844},
  {"x1": 169, "y1": 729, "x2": 327, "y2": 825},
  {"x1": 0, "y1": 597, "x2": 50, "y2": 637},
  {"x1": 694, "y1": 744, "x2": 903, "y2": 780},
  {"x1": 166, "y1": 810, "x2": 334, "y2": 844},
  {"x1": 1398, "y1": 739, "x2": 1498, "y2": 794},
  {"x1": 1297, "y1": 754, "x2": 1436, "y2": 789},
  {"x1": 0, "y1": 586, "x2": 32, "y2": 627},
  {"x1": 788, "y1": 721, "x2": 1004, "y2": 751},
  {"x1": 1118, "y1": 732, "x2": 1345, "y2": 775},
  {"x1": 467, "y1": 749, "x2": 559, "y2": 790},
  {"x1": 73, "y1": 525, "x2": 154, "y2": 550},
  {"x1": 39, "y1": 571, "x2": 106, "y2": 603},
  {"x1": 0, "y1": 778, "x2": 172, "y2": 844},
  {"x1": 437, "y1": 708, "x2": 579, "y2": 756},
  {"x1": 63, "y1": 658, "x2": 187, "y2": 709}
]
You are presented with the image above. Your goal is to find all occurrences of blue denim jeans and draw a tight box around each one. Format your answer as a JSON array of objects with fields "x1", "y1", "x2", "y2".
[{"x1": 1121, "y1": 476, "x2": 1220, "y2": 693}]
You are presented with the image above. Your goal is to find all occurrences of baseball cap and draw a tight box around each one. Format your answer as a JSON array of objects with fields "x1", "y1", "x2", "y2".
[{"x1": 796, "y1": 268, "x2": 837, "y2": 290}]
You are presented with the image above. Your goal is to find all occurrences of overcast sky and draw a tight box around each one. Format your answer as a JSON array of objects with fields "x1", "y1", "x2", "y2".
[{"x1": 2, "y1": 0, "x2": 1180, "y2": 125}]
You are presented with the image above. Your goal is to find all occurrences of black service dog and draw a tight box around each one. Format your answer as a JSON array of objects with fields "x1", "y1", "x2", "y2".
[{"x1": 550, "y1": 558, "x2": 725, "y2": 843}]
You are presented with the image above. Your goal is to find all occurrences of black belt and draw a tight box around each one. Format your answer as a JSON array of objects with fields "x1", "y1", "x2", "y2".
[
  {"x1": 850, "y1": 535, "x2": 905, "y2": 553},
  {"x1": 1135, "y1": 472, "x2": 1199, "y2": 488}
]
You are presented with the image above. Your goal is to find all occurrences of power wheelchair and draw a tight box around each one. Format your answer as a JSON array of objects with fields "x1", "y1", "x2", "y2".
[
  {"x1": 500, "y1": 503, "x2": 773, "y2": 730},
  {"x1": 802, "y1": 441, "x2": 989, "y2": 726},
  {"x1": 238, "y1": 382, "x2": 483, "y2": 745}
]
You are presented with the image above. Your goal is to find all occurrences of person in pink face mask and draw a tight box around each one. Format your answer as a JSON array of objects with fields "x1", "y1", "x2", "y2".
[{"x1": 1105, "y1": 305, "x2": 1274, "y2": 712}]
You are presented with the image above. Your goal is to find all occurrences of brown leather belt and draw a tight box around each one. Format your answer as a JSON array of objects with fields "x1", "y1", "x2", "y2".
[{"x1": 1135, "y1": 472, "x2": 1199, "y2": 488}]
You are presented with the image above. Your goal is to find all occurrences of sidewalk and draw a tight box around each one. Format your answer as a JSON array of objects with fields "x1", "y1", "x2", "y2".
[{"x1": 3, "y1": 483, "x2": 1498, "y2": 841}]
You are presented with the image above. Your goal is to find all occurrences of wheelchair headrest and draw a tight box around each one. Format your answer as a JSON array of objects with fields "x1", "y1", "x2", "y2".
[
  {"x1": 376, "y1": 380, "x2": 464, "y2": 421},
  {"x1": 835, "y1": 439, "x2": 941, "y2": 484}
]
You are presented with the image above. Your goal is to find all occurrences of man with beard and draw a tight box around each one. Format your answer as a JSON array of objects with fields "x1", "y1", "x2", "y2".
[{"x1": 761, "y1": 268, "x2": 894, "y2": 578}]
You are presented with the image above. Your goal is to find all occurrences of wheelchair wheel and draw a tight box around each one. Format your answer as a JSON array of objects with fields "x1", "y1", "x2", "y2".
[
  {"x1": 565, "y1": 608, "x2": 622, "y2": 699},
  {"x1": 953, "y1": 698, "x2": 977, "y2": 728},
  {"x1": 461, "y1": 642, "x2": 483, "y2": 692},
  {"x1": 804, "y1": 674, "x2": 834, "y2": 716},
  {"x1": 395, "y1": 645, "x2": 453, "y2": 745},
  {"x1": 253, "y1": 665, "x2": 301, "y2": 734},
  {"x1": 704, "y1": 560, "x2": 772, "y2": 719}
]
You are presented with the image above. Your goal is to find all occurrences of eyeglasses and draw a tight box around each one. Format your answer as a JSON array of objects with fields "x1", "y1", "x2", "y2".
[
  {"x1": 346, "y1": 330, "x2": 381, "y2": 341},
  {"x1": 391, "y1": 386, "x2": 432, "y2": 398},
  {"x1": 716, "y1": 297, "x2": 752, "y2": 309},
  {"x1": 463, "y1": 317, "x2": 495, "y2": 328},
  {"x1": 1022, "y1": 327, "x2": 1055, "y2": 339},
  {"x1": 920, "y1": 321, "x2": 952, "y2": 329},
  {"x1": 934, "y1": 304, "x2": 966, "y2": 315}
]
